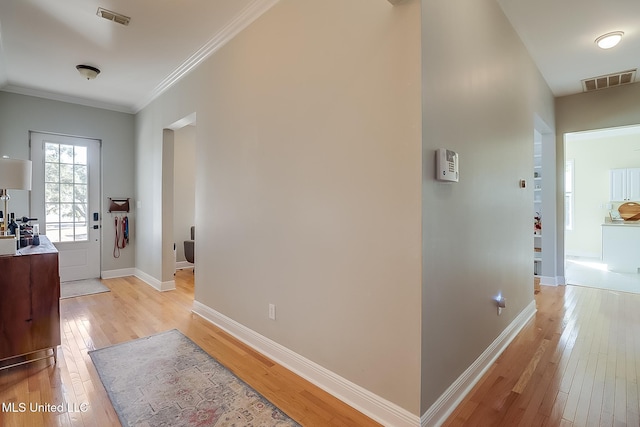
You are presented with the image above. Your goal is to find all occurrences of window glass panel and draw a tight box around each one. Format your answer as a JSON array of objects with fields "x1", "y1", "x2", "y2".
[
  {"x1": 74, "y1": 222, "x2": 88, "y2": 241},
  {"x1": 60, "y1": 223, "x2": 74, "y2": 242},
  {"x1": 74, "y1": 184, "x2": 87, "y2": 204},
  {"x1": 43, "y1": 141, "x2": 90, "y2": 242},
  {"x1": 46, "y1": 224, "x2": 60, "y2": 243},
  {"x1": 60, "y1": 184, "x2": 74, "y2": 202},
  {"x1": 45, "y1": 163, "x2": 59, "y2": 183},
  {"x1": 45, "y1": 143, "x2": 59, "y2": 163},
  {"x1": 59, "y1": 164, "x2": 74, "y2": 183},
  {"x1": 45, "y1": 183, "x2": 60, "y2": 203},
  {"x1": 60, "y1": 204, "x2": 74, "y2": 222},
  {"x1": 60, "y1": 144, "x2": 74, "y2": 164},
  {"x1": 46, "y1": 203, "x2": 60, "y2": 223},
  {"x1": 74, "y1": 165, "x2": 88, "y2": 184},
  {"x1": 73, "y1": 203, "x2": 87, "y2": 222},
  {"x1": 565, "y1": 160, "x2": 574, "y2": 230},
  {"x1": 74, "y1": 146, "x2": 87, "y2": 165},
  {"x1": 565, "y1": 194, "x2": 574, "y2": 230}
]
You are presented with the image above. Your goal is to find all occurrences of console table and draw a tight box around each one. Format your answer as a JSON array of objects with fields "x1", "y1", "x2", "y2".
[{"x1": 0, "y1": 236, "x2": 60, "y2": 369}]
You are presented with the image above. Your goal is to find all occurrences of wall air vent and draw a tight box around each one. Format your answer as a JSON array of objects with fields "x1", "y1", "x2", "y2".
[
  {"x1": 97, "y1": 7, "x2": 131, "y2": 26},
  {"x1": 581, "y1": 69, "x2": 636, "y2": 92}
]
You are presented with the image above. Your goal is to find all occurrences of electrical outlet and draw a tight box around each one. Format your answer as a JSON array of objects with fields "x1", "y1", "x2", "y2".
[
  {"x1": 497, "y1": 297, "x2": 506, "y2": 315},
  {"x1": 268, "y1": 304, "x2": 276, "y2": 320}
]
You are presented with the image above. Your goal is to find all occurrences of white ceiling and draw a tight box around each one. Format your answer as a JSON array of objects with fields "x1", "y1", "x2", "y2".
[
  {"x1": 0, "y1": 0, "x2": 275, "y2": 113},
  {"x1": 0, "y1": 0, "x2": 637, "y2": 113},
  {"x1": 497, "y1": 0, "x2": 640, "y2": 97}
]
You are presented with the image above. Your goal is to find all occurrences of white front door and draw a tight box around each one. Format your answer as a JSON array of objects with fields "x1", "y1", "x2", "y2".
[{"x1": 31, "y1": 132, "x2": 101, "y2": 282}]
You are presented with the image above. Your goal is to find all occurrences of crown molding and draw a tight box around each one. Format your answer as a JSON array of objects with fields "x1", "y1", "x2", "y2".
[{"x1": 133, "y1": 0, "x2": 281, "y2": 113}]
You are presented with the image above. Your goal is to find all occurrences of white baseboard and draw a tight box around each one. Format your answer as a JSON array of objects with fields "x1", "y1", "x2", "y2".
[
  {"x1": 192, "y1": 301, "x2": 420, "y2": 427},
  {"x1": 101, "y1": 268, "x2": 136, "y2": 279},
  {"x1": 134, "y1": 268, "x2": 176, "y2": 291},
  {"x1": 101, "y1": 268, "x2": 176, "y2": 291},
  {"x1": 420, "y1": 300, "x2": 537, "y2": 427}
]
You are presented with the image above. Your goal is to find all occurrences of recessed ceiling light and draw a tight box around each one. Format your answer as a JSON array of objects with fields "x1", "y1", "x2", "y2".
[{"x1": 595, "y1": 31, "x2": 624, "y2": 49}]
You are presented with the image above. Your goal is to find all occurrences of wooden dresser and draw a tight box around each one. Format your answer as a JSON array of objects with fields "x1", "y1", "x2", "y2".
[{"x1": 0, "y1": 236, "x2": 60, "y2": 369}]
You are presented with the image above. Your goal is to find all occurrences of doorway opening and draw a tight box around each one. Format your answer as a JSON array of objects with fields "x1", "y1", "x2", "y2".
[
  {"x1": 173, "y1": 123, "x2": 196, "y2": 272},
  {"x1": 564, "y1": 124, "x2": 640, "y2": 294},
  {"x1": 532, "y1": 115, "x2": 558, "y2": 288},
  {"x1": 161, "y1": 113, "x2": 197, "y2": 292}
]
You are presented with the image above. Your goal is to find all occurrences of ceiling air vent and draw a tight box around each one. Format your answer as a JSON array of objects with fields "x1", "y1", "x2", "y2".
[
  {"x1": 97, "y1": 7, "x2": 131, "y2": 26},
  {"x1": 581, "y1": 69, "x2": 636, "y2": 92}
]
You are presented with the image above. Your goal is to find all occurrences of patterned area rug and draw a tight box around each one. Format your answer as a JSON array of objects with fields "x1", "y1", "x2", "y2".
[
  {"x1": 89, "y1": 329, "x2": 300, "y2": 427},
  {"x1": 60, "y1": 278, "x2": 110, "y2": 299}
]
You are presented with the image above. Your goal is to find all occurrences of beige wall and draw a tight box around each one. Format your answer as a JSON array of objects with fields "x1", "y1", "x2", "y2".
[
  {"x1": 135, "y1": 0, "x2": 422, "y2": 415},
  {"x1": 565, "y1": 130, "x2": 640, "y2": 258},
  {"x1": 135, "y1": 0, "x2": 564, "y2": 417},
  {"x1": 556, "y1": 82, "x2": 640, "y2": 271},
  {"x1": 420, "y1": 0, "x2": 555, "y2": 412}
]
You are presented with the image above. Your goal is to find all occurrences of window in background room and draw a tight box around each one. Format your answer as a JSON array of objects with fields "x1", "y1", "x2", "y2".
[{"x1": 565, "y1": 159, "x2": 574, "y2": 230}]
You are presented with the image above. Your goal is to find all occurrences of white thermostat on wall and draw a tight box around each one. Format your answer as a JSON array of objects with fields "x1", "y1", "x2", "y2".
[{"x1": 436, "y1": 148, "x2": 459, "y2": 182}]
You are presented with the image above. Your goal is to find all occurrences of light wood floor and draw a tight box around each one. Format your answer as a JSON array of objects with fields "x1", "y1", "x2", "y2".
[
  {"x1": 443, "y1": 284, "x2": 640, "y2": 426},
  {"x1": 0, "y1": 270, "x2": 381, "y2": 427},
  {"x1": 3, "y1": 274, "x2": 639, "y2": 427}
]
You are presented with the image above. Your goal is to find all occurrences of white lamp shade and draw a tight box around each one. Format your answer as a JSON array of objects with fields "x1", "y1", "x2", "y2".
[{"x1": 0, "y1": 158, "x2": 32, "y2": 190}]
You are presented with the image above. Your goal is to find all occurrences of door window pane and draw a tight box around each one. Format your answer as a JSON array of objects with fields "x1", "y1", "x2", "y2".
[
  {"x1": 46, "y1": 203, "x2": 60, "y2": 222},
  {"x1": 74, "y1": 165, "x2": 87, "y2": 184},
  {"x1": 74, "y1": 184, "x2": 87, "y2": 204},
  {"x1": 60, "y1": 144, "x2": 74, "y2": 164},
  {"x1": 60, "y1": 184, "x2": 74, "y2": 203},
  {"x1": 44, "y1": 142, "x2": 90, "y2": 242},
  {"x1": 45, "y1": 163, "x2": 59, "y2": 182},
  {"x1": 45, "y1": 144, "x2": 59, "y2": 163},
  {"x1": 74, "y1": 146, "x2": 87, "y2": 165},
  {"x1": 60, "y1": 223, "x2": 74, "y2": 242}
]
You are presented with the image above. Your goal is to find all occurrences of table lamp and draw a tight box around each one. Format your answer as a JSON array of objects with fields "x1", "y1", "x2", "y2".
[{"x1": 0, "y1": 157, "x2": 32, "y2": 235}]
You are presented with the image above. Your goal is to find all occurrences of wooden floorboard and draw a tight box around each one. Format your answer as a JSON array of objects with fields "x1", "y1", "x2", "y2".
[
  {"x1": 443, "y1": 284, "x2": 640, "y2": 427},
  {"x1": 0, "y1": 270, "x2": 381, "y2": 427}
]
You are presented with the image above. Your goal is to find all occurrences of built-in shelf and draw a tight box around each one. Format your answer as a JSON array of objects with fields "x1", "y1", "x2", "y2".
[{"x1": 534, "y1": 136, "x2": 542, "y2": 280}]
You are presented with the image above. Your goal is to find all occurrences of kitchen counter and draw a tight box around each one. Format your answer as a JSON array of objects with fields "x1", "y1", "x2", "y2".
[
  {"x1": 602, "y1": 224, "x2": 640, "y2": 273},
  {"x1": 602, "y1": 221, "x2": 640, "y2": 227}
]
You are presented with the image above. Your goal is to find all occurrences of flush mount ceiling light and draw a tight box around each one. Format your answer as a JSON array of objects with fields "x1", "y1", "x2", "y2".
[
  {"x1": 595, "y1": 31, "x2": 624, "y2": 49},
  {"x1": 76, "y1": 64, "x2": 101, "y2": 80}
]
